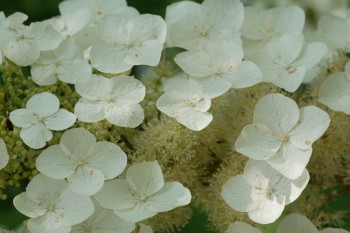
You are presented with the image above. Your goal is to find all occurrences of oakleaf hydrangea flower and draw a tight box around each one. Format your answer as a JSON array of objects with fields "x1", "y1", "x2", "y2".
[
  {"x1": 13, "y1": 174, "x2": 94, "y2": 233},
  {"x1": 74, "y1": 75, "x2": 145, "y2": 128},
  {"x1": 225, "y1": 222, "x2": 261, "y2": 233},
  {"x1": 31, "y1": 41, "x2": 92, "y2": 85},
  {"x1": 90, "y1": 14, "x2": 166, "y2": 73},
  {"x1": 0, "y1": 139, "x2": 9, "y2": 170},
  {"x1": 318, "y1": 60, "x2": 350, "y2": 115},
  {"x1": 71, "y1": 200, "x2": 135, "y2": 233},
  {"x1": 250, "y1": 34, "x2": 327, "y2": 92},
  {"x1": 9, "y1": 92, "x2": 76, "y2": 149},
  {"x1": 221, "y1": 160, "x2": 310, "y2": 224},
  {"x1": 95, "y1": 161, "x2": 192, "y2": 223},
  {"x1": 0, "y1": 12, "x2": 62, "y2": 66},
  {"x1": 242, "y1": 6, "x2": 305, "y2": 55},
  {"x1": 235, "y1": 93, "x2": 330, "y2": 179},
  {"x1": 36, "y1": 127, "x2": 127, "y2": 196},
  {"x1": 166, "y1": 0, "x2": 243, "y2": 50},
  {"x1": 156, "y1": 74, "x2": 213, "y2": 131},
  {"x1": 174, "y1": 39, "x2": 262, "y2": 98},
  {"x1": 277, "y1": 213, "x2": 350, "y2": 233}
]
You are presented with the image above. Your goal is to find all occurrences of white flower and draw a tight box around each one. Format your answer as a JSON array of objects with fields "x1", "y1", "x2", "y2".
[
  {"x1": 74, "y1": 75, "x2": 145, "y2": 128},
  {"x1": 221, "y1": 160, "x2": 310, "y2": 224},
  {"x1": 242, "y1": 6, "x2": 305, "y2": 55},
  {"x1": 9, "y1": 92, "x2": 76, "y2": 149},
  {"x1": 36, "y1": 127, "x2": 127, "y2": 196},
  {"x1": 31, "y1": 41, "x2": 92, "y2": 85},
  {"x1": 249, "y1": 34, "x2": 327, "y2": 92},
  {"x1": 277, "y1": 213, "x2": 350, "y2": 233},
  {"x1": 0, "y1": 12, "x2": 62, "y2": 66},
  {"x1": 70, "y1": 200, "x2": 135, "y2": 233},
  {"x1": 174, "y1": 39, "x2": 262, "y2": 98},
  {"x1": 166, "y1": 0, "x2": 243, "y2": 50},
  {"x1": 235, "y1": 93, "x2": 330, "y2": 179},
  {"x1": 94, "y1": 161, "x2": 191, "y2": 223},
  {"x1": 0, "y1": 139, "x2": 9, "y2": 170},
  {"x1": 13, "y1": 174, "x2": 94, "y2": 233},
  {"x1": 318, "y1": 60, "x2": 350, "y2": 115},
  {"x1": 156, "y1": 74, "x2": 213, "y2": 131},
  {"x1": 90, "y1": 13, "x2": 166, "y2": 73},
  {"x1": 225, "y1": 222, "x2": 261, "y2": 233}
]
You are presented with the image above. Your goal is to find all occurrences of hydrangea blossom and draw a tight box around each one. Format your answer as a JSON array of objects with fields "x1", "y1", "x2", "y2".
[
  {"x1": 0, "y1": 12, "x2": 62, "y2": 66},
  {"x1": 13, "y1": 174, "x2": 94, "y2": 233},
  {"x1": 174, "y1": 39, "x2": 262, "y2": 98},
  {"x1": 74, "y1": 75, "x2": 145, "y2": 128},
  {"x1": 36, "y1": 127, "x2": 127, "y2": 196},
  {"x1": 90, "y1": 13, "x2": 166, "y2": 73},
  {"x1": 318, "y1": 60, "x2": 350, "y2": 115},
  {"x1": 235, "y1": 93, "x2": 330, "y2": 179},
  {"x1": 0, "y1": 139, "x2": 9, "y2": 170},
  {"x1": 249, "y1": 34, "x2": 327, "y2": 92},
  {"x1": 95, "y1": 161, "x2": 191, "y2": 223},
  {"x1": 156, "y1": 74, "x2": 213, "y2": 131},
  {"x1": 166, "y1": 0, "x2": 243, "y2": 50},
  {"x1": 221, "y1": 159, "x2": 310, "y2": 224},
  {"x1": 70, "y1": 200, "x2": 135, "y2": 233},
  {"x1": 9, "y1": 92, "x2": 76, "y2": 149},
  {"x1": 225, "y1": 222, "x2": 261, "y2": 233},
  {"x1": 30, "y1": 41, "x2": 92, "y2": 85},
  {"x1": 277, "y1": 213, "x2": 350, "y2": 233},
  {"x1": 242, "y1": 6, "x2": 305, "y2": 55}
]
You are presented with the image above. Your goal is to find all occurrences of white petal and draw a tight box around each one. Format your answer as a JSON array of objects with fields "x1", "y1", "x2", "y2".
[
  {"x1": 89, "y1": 141, "x2": 127, "y2": 179},
  {"x1": 31, "y1": 64, "x2": 58, "y2": 86},
  {"x1": 221, "y1": 175, "x2": 253, "y2": 212},
  {"x1": 253, "y1": 94, "x2": 300, "y2": 134},
  {"x1": 44, "y1": 109, "x2": 76, "y2": 131},
  {"x1": 36, "y1": 144, "x2": 76, "y2": 179},
  {"x1": 194, "y1": 77, "x2": 232, "y2": 98},
  {"x1": 29, "y1": 22, "x2": 63, "y2": 51},
  {"x1": 176, "y1": 108, "x2": 213, "y2": 131},
  {"x1": 147, "y1": 182, "x2": 191, "y2": 212},
  {"x1": 248, "y1": 197, "x2": 285, "y2": 224},
  {"x1": 124, "y1": 40, "x2": 163, "y2": 67},
  {"x1": 75, "y1": 75, "x2": 111, "y2": 100},
  {"x1": 0, "y1": 139, "x2": 9, "y2": 169},
  {"x1": 277, "y1": 213, "x2": 318, "y2": 233},
  {"x1": 74, "y1": 99, "x2": 106, "y2": 123},
  {"x1": 3, "y1": 40, "x2": 39, "y2": 66},
  {"x1": 174, "y1": 51, "x2": 213, "y2": 77},
  {"x1": 265, "y1": 65, "x2": 306, "y2": 92},
  {"x1": 225, "y1": 222, "x2": 262, "y2": 233},
  {"x1": 105, "y1": 103, "x2": 144, "y2": 128},
  {"x1": 287, "y1": 168, "x2": 310, "y2": 204},
  {"x1": 230, "y1": 61, "x2": 262, "y2": 89},
  {"x1": 27, "y1": 219, "x2": 71, "y2": 233},
  {"x1": 126, "y1": 161, "x2": 164, "y2": 198},
  {"x1": 289, "y1": 106, "x2": 330, "y2": 149},
  {"x1": 67, "y1": 165, "x2": 105, "y2": 196},
  {"x1": 20, "y1": 123, "x2": 53, "y2": 149},
  {"x1": 294, "y1": 42, "x2": 327, "y2": 70},
  {"x1": 55, "y1": 188, "x2": 94, "y2": 225},
  {"x1": 90, "y1": 41, "x2": 131, "y2": 73},
  {"x1": 267, "y1": 143, "x2": 312, "y2": 179},
  {"x1": 57, "y1": 60, "x2": 92, "y2": 84},
  {"x1": 235, "y1": 123, "x2": 281, "y2": 160},
  {"x1": 13, "y1": 193, "x2": 47, "y2": 218},
  {"x1": 26, "y1": 92, "x2": 60, "y2": 118},
  {"x1": 318, "y1": 72, "x2": 350, "y2": 115},
  {"x1": 9, "y1": 109, "x2": 37, "y2": 128},
  {"x1": 94, "y1": 179, "x2": 138, "y2": 210},
  {"x1": 110, "y1": 76, "x2": 145, "y2": 103},
  {"x1": 113, "y1": 202, "x2": 157, "y2": 223},
  {"x1": 139, "y1": 223, "x2": 153, "y2": 233},
  {"x1": 59, "y1": 128, "x2": 96, "y2": 160}
]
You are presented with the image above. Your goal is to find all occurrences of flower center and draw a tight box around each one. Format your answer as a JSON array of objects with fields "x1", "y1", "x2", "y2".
[
  {"x1": 280, "y1": 134, "x2": 288, "y2": 142},
  {"x1": 47, "y1": 204, "x2": 55, "y2": 211}
]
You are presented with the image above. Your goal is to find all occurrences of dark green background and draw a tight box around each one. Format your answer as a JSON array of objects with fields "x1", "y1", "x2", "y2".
[{"x1": 0, "y1": 0, "x2": 349, "y2": 232}]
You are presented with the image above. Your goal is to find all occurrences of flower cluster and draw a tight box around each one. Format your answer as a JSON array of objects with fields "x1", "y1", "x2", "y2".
[{"x1": 0, "y1": 0, "x2": 350, "y2": 232}]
